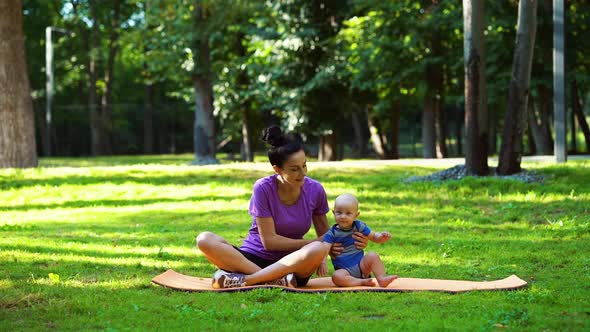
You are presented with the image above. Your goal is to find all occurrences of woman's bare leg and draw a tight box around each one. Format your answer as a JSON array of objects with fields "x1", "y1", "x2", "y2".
[
  {"x1": 196, "y1": 231, "x2": 261, "y2": 274},
  {"x1": 359, "y1": 252, "x2": 398, "y2": 287},
  {"x1": 243, "y1": 242, "x2": 330, "y2": 285}
]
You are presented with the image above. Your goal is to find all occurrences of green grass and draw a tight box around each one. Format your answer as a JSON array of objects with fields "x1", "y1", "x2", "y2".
[{"x1": 1, "y1": 157, "x2": 589, "y2": 331}]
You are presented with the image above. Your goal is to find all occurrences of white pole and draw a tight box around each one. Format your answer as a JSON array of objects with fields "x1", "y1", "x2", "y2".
[
  {"x1": 45, "y1": 27, "x2": 53, "y2": 156},
  {"x1": 44, "y1": 27, "x2": 71, "y2": 156}
]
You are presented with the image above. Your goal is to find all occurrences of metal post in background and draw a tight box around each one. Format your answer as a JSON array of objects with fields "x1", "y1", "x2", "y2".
[
  {"x1": 553, "y1": 0, "x2": 567, "y2": 163},
  {"x1": 45, "y1": 27, "x2": 53, "y2": 156},
  {"x1": 45, "y1": 26, "x2": 71, "y2": 157}
]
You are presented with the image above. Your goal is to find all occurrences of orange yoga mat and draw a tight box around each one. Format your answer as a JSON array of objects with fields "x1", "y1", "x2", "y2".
[{"x1": 152, "y1": 269, "x2": 527, "y2": 293}]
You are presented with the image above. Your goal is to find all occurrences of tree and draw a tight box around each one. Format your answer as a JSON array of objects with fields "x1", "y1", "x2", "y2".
[
  {"x1": 497, "y1": 0, "x2": 538, "y2": 175},
  {"x1": 420, "y1": 1, "x2": 455, "y2": 159},
  {"x1": 527, "y1": 0, "x2": 554, "y2": 155},
  {"x1": 422, "y1": 29, "x2": 444, "y2": 158},
  {"x1": 142, "y1": 0, "x2": 229, "y2": 164},
  {"x1": 190, "y1": 5, "x2": 218, "y2": 164},
  {"x1": 208, "y1": 3, "x2": 267, "y2": 162},
  {"x1": 463, "y1": 0, "x2": 489, "y2": 175},
  {"x1": 99, "y1": 0, "x2": 124, "y2": 155},
  {"x1": 264, "y1": 0, "x2": 350, "y2": 161},
  {"x1": 572, "y1": 78, "x2": 590, "y2": 153},
  {"x1": 86, "y1": 0, "x2": 104, "y2": 156},
  {"x1": 0, "y1": 0, "x2": 38, "y2": 168},
  {"x1": 21, "y1": 0, "x2": 55, "y2": 157},
  {"x1": 336, "y1": 3, "x2": 416, "y2": 160}
]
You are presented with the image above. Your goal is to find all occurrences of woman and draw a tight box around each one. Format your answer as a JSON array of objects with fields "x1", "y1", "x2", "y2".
[{"x1": 196, "y1": 125, "x2": 368, "y2": 288}]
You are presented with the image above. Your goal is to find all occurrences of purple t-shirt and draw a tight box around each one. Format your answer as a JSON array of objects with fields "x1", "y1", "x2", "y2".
[{"x1": 240, "y1": 174, "x2": 329, "y2": 261}]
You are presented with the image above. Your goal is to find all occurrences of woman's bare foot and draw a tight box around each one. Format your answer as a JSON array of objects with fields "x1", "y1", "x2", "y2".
[{"x1": 376, "y1": 275, "x2": 398, "y2": 287}]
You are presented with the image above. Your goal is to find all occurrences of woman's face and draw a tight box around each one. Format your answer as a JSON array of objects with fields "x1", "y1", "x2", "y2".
[{"x1": 275, "y1": 150, "x2": 307, "y2": 187}]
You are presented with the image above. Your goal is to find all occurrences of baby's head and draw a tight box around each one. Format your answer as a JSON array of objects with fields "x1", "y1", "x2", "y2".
[
  {"x1": 333, "y1": 193, "x2": 360, "y2": 230},
  {"x1": 334, "y1": 193, "x2": 359, "y2": 211}
]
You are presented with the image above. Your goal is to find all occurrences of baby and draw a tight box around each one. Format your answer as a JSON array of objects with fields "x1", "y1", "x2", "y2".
[{"x1": 322, "y1": 193, "x2": 398, "y2": 287}]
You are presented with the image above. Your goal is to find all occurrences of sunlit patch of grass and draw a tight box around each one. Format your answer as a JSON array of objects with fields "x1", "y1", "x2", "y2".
[{"x1": 1, "y1": 157, "x2": 589, "y2": 330}]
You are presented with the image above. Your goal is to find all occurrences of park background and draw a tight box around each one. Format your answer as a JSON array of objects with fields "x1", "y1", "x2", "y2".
[
  {"x1": 1, "y1": 1, "x2": 590, "y2": 331},
  {"x1": 5, "y1": 0, "x2": 589, "y2": 166}
]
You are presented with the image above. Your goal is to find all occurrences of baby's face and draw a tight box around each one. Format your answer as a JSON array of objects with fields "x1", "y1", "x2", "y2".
[{"x1": 332, "y1": 201, "x2": 359, "y2": 230}]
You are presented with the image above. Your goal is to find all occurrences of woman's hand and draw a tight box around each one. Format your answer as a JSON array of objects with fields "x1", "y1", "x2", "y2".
[
  {"x1": 329, "y1": 232, "x2": 369, "y2": 255},
  {"x1": 329, "y1": 242, "x2": 344, "y2": 257},
  {"x1": 352, "y1": 232, "x2": 369, "y2": 250}
]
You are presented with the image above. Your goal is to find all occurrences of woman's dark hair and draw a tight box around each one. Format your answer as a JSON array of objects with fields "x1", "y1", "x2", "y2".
[{"x1": 261, "y1": 125, "x2": 304, "y2": 167}]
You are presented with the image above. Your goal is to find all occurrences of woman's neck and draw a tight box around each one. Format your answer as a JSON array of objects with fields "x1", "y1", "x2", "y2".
[
  {"x1": 276, "y1": 175, "x2": 299, "y2": 191},
  {"x1": 276, "y1": 175, "x2": 301, "y2": 204}
]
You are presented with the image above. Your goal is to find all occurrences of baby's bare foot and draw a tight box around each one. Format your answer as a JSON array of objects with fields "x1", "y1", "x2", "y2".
[
  {"x1": 376, "y1": 275, "x2": 398, "y2": 287},
  {"x1": 361, "y1": 278, "x2": 376, "y2": 287}
]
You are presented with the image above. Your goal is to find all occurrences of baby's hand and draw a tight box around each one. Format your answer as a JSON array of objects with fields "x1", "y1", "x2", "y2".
[
  {"x1": 316, "y1": 259, "x2": 329, "y2": 277},
  {"x1": 377, "y1": 231, "x2": 391, "y2": 243}
]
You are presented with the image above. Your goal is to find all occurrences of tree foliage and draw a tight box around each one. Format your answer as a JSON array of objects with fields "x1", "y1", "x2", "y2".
[{"x1": 16, "y1": 0, "x2": 590, "y2": 160}]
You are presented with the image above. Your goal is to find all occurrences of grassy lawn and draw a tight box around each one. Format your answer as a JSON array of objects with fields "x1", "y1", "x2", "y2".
[{"x1": 1, "y1": 156, "x2": 589, "y2": 331}]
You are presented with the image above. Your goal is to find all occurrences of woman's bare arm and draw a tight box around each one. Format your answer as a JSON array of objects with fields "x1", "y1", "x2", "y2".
[
  {"x1": 257, "y1": 217, "x2": 313, "y2": 251},
  {"x1": 312, "y1": 214, "x2": 330, "y2": 239}
]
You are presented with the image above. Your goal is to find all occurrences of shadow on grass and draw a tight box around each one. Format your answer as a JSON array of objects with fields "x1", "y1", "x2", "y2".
[
  {"x1": 1, "y1": 241, "x2": 198, "y2": 261},
  {"x1": 2, "y1": 205, "x2": 248, "y2": 234},
  {"x1": 3, "y1": 205, "x2": 586, "y2": 280},
  {"x1": 0, "y1": 208, "x2": 250, "y2": 262},
  {"x1": 39, "y1": 154, "x2": 195, "y2": 167},
  {"x1": 0, "y1": 169, "x2": 269, "y2": 190},
  {"x1": 0, "y1": 194, "x2": 253, "y2": 212}
]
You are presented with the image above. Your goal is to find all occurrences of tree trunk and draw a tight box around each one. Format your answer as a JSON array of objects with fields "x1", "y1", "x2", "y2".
[
  {"x1": 435, "y1": 99, "x2": 447, "y2": 158},
  {"x1": 431, "y1": 31, "x2": 447, "y2": 158},
  {"x1": 235, "y1": 32, "x2": 253, "y2": 162},
  {"x1": 99, "y1": 0, "x2": 121, "y2": 155},
  {"x1": 526, "y1": 125, "x2": 536, "y2": 155},
  {"x1": 390, "y1": 101, "x2": 401, "y2": 159},
  {"x1": 535, "y1": 84, "x2": 554, "y2": 154},
  {"x1": 192, "y1": 74, "x2": 217, "y2": 164},
  {"x1": 422, "y1": 33, "x2": 438, "y2": 159},
  {"x1": 463, "y1": 0, "x2": 489, "y2": 175},
  {"x1": 88, "y1": 0, "x2": 103, "y2": 156},
  {"x1": 192, "y1": 53, "x2": 217, "y2": 164},
  {"x1": 498, "y1": 0, "x2": 538, "y2": 175},
  {"x1": 570, "y1": 94, "x2": 577, "y2": 153},
  {"x1": 167, "y1": 103, "x2": 176, "y2": 154},
  {"x1": 191, "y1": 7, "x2": 218, "y2": 165},
  {"x1": 366, "y1": 106, "x2": 390, "y2": 159},
  {"x1": 142, "y1": 2, "x2": 154, "y2": 154},
  {"x1": 351, "y1": 108, "x2": 367, "y2": 158},
  {"x1": 241, "y1": 108, "x2": 253, "y2": 162},
  {"x1": 454, "y1": 104, "x2": 463, "y2": 156},
  {"x1": 422, "y1": 96, "x2": 436, "y2": 158},
  {"x1": 488, "y1": 112, "x2": 497, "y2": 155},
  {"x1": 0, "y1": 0, "x2": 37, "y2": 168},
  {"x1": 144, "y1": 82, "x2": 154, "y2": 154},
  {"x1": 531, "y1": 0, "x2": 554, "y2": 155},
  {"x1": 572, "y1": 79, "x2": 590, "y2": 153},
  {"x1": 35, "y1": 100, "x2": 49, "y2": 157},
  {"x1": 319, "y1": 132, "x2": 337, "y2": 161},
  {"x1": 527, "y1": 94, "x2": 546, "y2": 155}
]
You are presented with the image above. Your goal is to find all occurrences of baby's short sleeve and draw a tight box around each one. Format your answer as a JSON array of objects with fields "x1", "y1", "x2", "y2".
[
  {"x1": 323, "y1": 229, "x2": 336, "y2": 244},
  {"x1": 356, "y1": 220, "x2": 372, "y2": 236}
]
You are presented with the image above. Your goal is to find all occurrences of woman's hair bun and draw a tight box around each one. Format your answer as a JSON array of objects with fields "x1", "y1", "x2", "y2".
[{"x1": 261, "y1": 125, "x2": 286, "y2": 147}]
